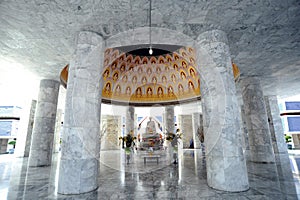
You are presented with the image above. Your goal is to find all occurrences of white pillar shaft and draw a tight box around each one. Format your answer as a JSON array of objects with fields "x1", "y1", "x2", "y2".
[
  {"x1": 293, "y1": 135, "x2": 300, "y2": 149},
  {"x1": 28, "y1": 80, "x2": 60, "y2": 166},
  {"x1": 192, "y1": 113, "x2": 201, "y2": 148},
  {"x1": 14, "y1": 100, "x2": 36, "y2": 157},
  {"x1": 240, "y1": 77, "x2": 275, "y2": 163},
  {"x1": 264, "y1": 96, "x2": 287, "y2": 154},
  {"x1": 53, "y1": 109, "x2": 62, "y2": 153},
  {"x1": 126, "y1": 106, "x2": 135, "y2": 135},
  {"x1": 165, "y1": 106, "x2": 175, "y2": 161},
  {"x1": 165, "y1": 106, "x2": 174, "y2": 134},
  {"x1": 240, "y1": 105, "x2": 250, "y2": 160},
  {"x1": 196, "y1": 30, "x2": 249, "y2": 192},
  {"x1": 58, "y1": 31, "x2": 104, "y2": 194},
  {"x1": 24, "y1": 100, "x2": 37, "y2": 157},
  {"x1": 178, "y1": 115, "x2": 193, "y2": 148}
]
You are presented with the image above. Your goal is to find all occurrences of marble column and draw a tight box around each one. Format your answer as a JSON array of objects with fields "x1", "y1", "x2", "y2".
[
  {"x1": 165, "y1": 106, "x2": 174, "y2": 134},
  {"x1": 240, "y1": 105, "x2": 250, "y2": 160},
  {"x1": 264, "y1": 96, "x2": 296, "y2": 195},
  {"x1": 24, "y1": 100, "x2": 37, "y2": 157},
  {"x1": 292, "y1": 135, "x2": 300, "y2": 149},
  {"x1": 264, "y1": 96, "x2": 287, "y2": 154},
  {"x1": 192, "y1": 113, "x2": 201, "y2": 148},
  {"x1": 165, "y1": 106, "x2": 175, "y2": 161},
  {"x1": 58, "y1": 31, "x2": 104, "y2": 194},
  {"x1": 53, "y1": 109, "x2": 62, "y2": 153},
  {"x1": 0, "y1": 139, "x2": 8, "y2": 154},
  {"x1": 196, "y1": 30, "x2": 249, "y2": 192},
  {"x1": 126, "y1": 106, "x2": 135, "y2": 135},
  {"x1": 14, "y1": 100, "x2": 37, "y2": 157},
  {"x1": 178, "y1": 115, "x2": 193, "y2": 148},
  {"x1": 240, "y1": 77, "x2": 275, "y2": 163},
  {"x1": 28, "y1": 80, "x2": 60, "y2": 166}
]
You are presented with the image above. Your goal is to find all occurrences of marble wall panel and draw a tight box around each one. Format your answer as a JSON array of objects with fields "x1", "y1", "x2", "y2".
[{"x1": 100, "y1": 115, "x2": 121, "y2": 150}]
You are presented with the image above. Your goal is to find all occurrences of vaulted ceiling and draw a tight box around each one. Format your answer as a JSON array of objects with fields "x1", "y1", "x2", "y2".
[{"x1": 0, "y1": 0, "x2": 299, "y2": 98}]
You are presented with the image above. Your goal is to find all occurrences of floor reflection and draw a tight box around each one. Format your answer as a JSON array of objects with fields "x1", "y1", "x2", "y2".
[{"x1": 0, "y1": 149, "x2": 299, "y2": 199}]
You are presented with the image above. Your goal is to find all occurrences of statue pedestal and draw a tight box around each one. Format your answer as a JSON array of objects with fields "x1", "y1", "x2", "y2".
[{"x1": 139, "y1": 133, "x2": 162, "y2": 150}]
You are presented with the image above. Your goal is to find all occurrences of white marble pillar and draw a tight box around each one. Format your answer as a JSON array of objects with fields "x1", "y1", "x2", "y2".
[
  {"x1": 28, "y1": 80, "x2": 60, "y2": 166},
  {"x1": 264, "y1": 96, "x2": 287, "y2": 154},
  {"x1": 165, "y1": 106, "x2": 174, "y2": 134},
  {"x1": 264, "y1": 96, "x2": 296, "y2": 194},
  {"x1": 240, "y1": 105, "x2": 250, "y2": 160},
  {"x1": 0, "y1": 139, "x2": 8, "y2": 154},
  {"x1": 178, "y1": 115, "x2": 193, "y2": 148},
  {"x1": 53, "y1": 109, "x2": 62, "y2": 153},
  {"x1": 126, "y1": 106, "x2": 135, "y2": 135},
  {"x1": 14, "y1": 100, "x2": 37, "y2": 157},
  {"x1": 292, "y1": 135, "x2": 300, "y2": 149},
  {"x1": 58, "y1": 31, "x2": 104, "y2": 194},
  {"x1": 24, "y1": 100, "x2": 37, "y2": 157},
  {"x1": 165, "y1": 106, "x2": 175, "y2": 161},
  {"x1": 196, "y1": 30, "x2": 249, "y2": 192},
  {"x1": 192, "y1": 112, "x2": 201, "y2": 148},
  {"x1": 240, "y1": 77, "x2": 275, "y2": 163}
]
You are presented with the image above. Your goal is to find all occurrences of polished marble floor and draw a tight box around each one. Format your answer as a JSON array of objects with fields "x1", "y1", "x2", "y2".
[{"x1": 0, "y1": 149, "x2": 300, "y2": 200}]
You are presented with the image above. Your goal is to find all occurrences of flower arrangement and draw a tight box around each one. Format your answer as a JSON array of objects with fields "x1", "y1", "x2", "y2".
[
  {"x1": 119, "y1": 133, "x2": 137, "y2": 148},
  {"x1": 166, "y1": 129, "x2": 182, "y2": 141},
  {"x1": 166, "y1": 129, "x2": 182, "y2": 148}
]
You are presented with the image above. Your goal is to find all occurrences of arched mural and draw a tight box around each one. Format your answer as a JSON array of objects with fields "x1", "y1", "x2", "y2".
[{"x1": 102, "y1": 47, "x2": 201, "y2": 104}]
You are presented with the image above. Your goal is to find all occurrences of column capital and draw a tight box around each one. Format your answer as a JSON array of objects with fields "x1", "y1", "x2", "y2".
[
  {"x1": 197, "y1": 29, "x2": 228, "y2": 45},
  {"x1": 39, "y1": 79, "x2": 60, "y2": 87},
  {"x1": 77, "y1": 31, "x2": 104, "y2": 46},
  {"x1": 239, "y1": 76, "x2": 261, "y2": 86}
]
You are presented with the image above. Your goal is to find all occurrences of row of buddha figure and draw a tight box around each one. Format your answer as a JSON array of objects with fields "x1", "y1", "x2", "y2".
[
  {"x1": 103, "y1": 61, "x2": 196, "y2": 76},
  {"x1": 103, "y1": 68, "x2": 197, "y2": 84},
  {"x1": 105, "y1": 58, "x2": 195, "y2": 72},
  {"x1": 104, "y1": 80, "x2": 197, "y2": 97}
]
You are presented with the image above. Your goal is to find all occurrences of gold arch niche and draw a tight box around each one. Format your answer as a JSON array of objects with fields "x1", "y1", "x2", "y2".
[{"x1": 60, "y1": 47, "x2": 240, "y2": 106}]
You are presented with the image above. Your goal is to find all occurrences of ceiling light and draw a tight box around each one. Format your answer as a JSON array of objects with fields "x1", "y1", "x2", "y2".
[
  {"x1": 149, "y1": 0, "x2": 153, "y2": 55},
  {"x1": 149, "y1": 47, "x2": 153, "y2": 55}
]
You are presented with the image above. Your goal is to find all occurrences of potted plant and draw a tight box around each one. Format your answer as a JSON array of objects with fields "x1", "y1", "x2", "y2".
[
  {"x1": 119, "y1": 131, "x2": 137, "y2": 164},
  {"x1": 8, "y1": 139, "x2": 16, "y2": 154},
  {"x1": 285, "y1": 134, "x2": 292, "y2": 150}
]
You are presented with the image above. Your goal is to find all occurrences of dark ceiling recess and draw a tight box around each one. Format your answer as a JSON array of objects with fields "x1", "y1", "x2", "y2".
[
  {"x1": 128, "y1": 47, "x2": 169, "y2": 56},
  {"x1": 116, "y1": 44, "x2": 183, "y2": 57}
]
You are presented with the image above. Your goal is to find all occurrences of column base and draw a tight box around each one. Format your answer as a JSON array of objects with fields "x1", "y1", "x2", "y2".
[
  {"x1": 58, "y1": 158, "x2": 99, "y2": 195},
  {"x1": 206, "y1": 155, "x2": 249, "y2": 192}
]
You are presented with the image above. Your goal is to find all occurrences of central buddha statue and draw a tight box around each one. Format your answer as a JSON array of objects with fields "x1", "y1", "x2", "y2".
[
  {"x1": 139, "y1": 117, "x2": 162, "y2": 150},
  {"x1": 146, "y1": 117, "x2": 156, "y2": 134}
]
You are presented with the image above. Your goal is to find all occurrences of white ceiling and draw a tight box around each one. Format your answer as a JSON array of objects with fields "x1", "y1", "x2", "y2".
[{"x1": 0, "y1": 0, "x2": 299, "y2": 103}]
